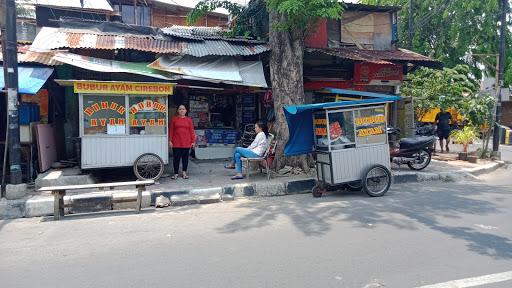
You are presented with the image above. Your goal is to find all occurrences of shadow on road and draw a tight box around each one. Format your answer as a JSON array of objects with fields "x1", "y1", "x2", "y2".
[{"x1": 217, "y1": 182, "x2": 512, "y2": 260}]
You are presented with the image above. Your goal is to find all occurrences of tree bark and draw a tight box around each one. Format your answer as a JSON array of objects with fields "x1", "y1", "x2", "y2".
[{"x1": 268, "y1": 11, "x2": 309, "y2": 171}]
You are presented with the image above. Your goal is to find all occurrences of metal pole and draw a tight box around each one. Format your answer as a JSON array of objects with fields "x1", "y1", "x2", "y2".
[
  {"x1": 2, "y1": 0, "x2": 22, "y2": 184},
  {"x1": 492, "y1": 0, "x2": 507, "y2": 153},
  {"x1": 408, "y1": 0, "x2": 413, "y2": 49},
  {"x1": 133, "y1": 0, "x2": 137, "y2": 25}
]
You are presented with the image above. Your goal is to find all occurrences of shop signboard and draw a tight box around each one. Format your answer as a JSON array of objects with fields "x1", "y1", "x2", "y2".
[
  {"x1": 354, "y1": 107, "x2": 387, "y2": 145},
  {"x1": 74, "y1": 81, "x2": 174, "y2": 95},
  {"x1": 354, "y1": 63, "x2": 403, "y2": 85}
]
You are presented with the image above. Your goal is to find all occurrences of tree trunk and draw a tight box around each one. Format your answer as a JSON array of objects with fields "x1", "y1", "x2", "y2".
[
  {"x1": 482, "y1": 128, "x2": 491, "y2": 158},
  {"x1": 268, "y1": 11, "x2": 310, "y2": 172}
]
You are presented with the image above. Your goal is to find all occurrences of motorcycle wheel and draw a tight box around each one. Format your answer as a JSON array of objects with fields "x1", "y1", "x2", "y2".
[{"x1": 407, "y1": 149, "x2": 432, "y2": 170}]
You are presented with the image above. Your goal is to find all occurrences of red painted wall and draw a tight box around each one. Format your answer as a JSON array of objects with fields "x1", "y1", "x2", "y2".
[{"x1": 305, "y1": 19, "x2": 328, "y2": 48}]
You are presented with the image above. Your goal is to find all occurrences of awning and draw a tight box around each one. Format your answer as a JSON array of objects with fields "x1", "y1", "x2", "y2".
[
  {"x1": 52, "y1": 52, "x2": 179, "y2": 81},
  {"x1": 283, "y1": 88, "x2": 400, "y2": 156},
  {"x1": 149, "y1": 55, "x2": 268, "y2": 88},
  {"x1": 0, "y1": 66, "x2": 54, "y2": 95},
  {"x1": 148, "y1": 55, "x2": 242, "y2": 82}
]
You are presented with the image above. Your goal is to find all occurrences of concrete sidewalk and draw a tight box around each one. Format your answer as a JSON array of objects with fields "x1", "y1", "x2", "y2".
[{"x1": 0, "y1": 156, "x2": 506, "y2": 219}]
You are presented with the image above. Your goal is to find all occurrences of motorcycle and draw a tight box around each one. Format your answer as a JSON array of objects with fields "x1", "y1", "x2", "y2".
[{"x1": 387, "y1": 126, "x2": 435, "y2": 170}]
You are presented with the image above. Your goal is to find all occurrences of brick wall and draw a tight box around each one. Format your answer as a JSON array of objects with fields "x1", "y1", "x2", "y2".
[{"x1": 152, "y1": 7, "x2": 228, "y2": 28}]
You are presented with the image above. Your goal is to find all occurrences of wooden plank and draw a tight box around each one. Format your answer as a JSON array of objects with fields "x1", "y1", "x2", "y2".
[
  {"x1": 36, "y1": 124, "x2": 57, "y2": 172},
  {"x1": 39, "y1": 180, "x2": 154, "y2": 192}
]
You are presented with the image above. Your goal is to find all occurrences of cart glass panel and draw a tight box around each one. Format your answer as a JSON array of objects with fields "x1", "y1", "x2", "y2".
[
  {"x1": 314, "y1": 110, "x2": 355, "y2": 151},
  {"x1": 128, "y1": 96, "x2": 167, "y2": 135},
  {"x1": 354, "y1": 106, "x2": 387, "y2": 146},
  {"x1": 82, "y1": 94, "x2": 126, "y2": 135}
]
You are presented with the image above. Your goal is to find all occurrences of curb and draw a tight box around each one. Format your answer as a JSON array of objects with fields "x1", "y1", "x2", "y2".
[
  {"x1": 0, "y1": 161, "x2": 506, "y2": 220},
  {"x1": 463, "y1": 161, "x2": 506, "y2": 176}
]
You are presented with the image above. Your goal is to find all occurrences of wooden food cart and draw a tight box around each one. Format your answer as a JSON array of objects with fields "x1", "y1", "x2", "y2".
[{"x1": 76, "y1": 80, "x2": 174, "y2": 180}]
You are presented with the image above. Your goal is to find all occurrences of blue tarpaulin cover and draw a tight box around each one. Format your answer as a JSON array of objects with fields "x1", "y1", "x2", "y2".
[
  {"x1": 0, "y1": 66, "x2": 54, "y2": 95},
  {"x1": 283, "y1": 88, "x2": 401, "y2": 156}
]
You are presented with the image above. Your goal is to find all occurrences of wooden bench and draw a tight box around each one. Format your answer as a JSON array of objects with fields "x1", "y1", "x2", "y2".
[{"x1": 38, "y1": 180, "x2": 154, "y2": 220}]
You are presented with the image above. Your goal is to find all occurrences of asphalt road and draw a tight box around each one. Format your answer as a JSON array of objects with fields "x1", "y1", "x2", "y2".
[{"x1": 1, "y1": 166, "x2": 512, "y2": 288}]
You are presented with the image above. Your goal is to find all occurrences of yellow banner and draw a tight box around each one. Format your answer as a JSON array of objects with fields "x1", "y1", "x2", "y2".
[{"x1": 74, "y1": 81, "x2": 174, "y2": 95}]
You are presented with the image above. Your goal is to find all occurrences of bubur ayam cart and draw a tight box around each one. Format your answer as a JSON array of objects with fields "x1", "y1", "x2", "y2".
[
  {"x1": 76, "y1": 80, "x2": 175, "y2": 180},
  {"x1": 283, "y1": 88, "x2": 400, "y2": 197}
]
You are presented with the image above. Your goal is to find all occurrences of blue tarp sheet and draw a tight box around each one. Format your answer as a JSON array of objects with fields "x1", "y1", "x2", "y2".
[
  {"x1": 0, "y1": 67, "x2": 54, "y2": 95},
  {"x1": 283, "y1": 88, "x2": 400, "y2": 156}
]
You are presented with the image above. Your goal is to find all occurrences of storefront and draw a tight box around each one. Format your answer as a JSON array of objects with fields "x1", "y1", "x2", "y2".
[
  {"x1": 52, "y1": 52, "x2": 270, "y2": 161},
  {"x1": 170, "y1": 87, "x2": 267, "y2": 160},
  {"x1": 1, "y1": 66, "x2": 55, "y2": 182},
  {"x1": 76, "y1": 80, "x2": 174, "y2": 172}
]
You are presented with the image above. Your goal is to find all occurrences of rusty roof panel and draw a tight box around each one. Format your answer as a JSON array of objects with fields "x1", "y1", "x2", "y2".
[
  {"x1": 31, "y1": 28, "x2": 186, "y2": 54},
  {"x1": 31, "y1": 27, "x2": 269, "y2": 56},
  {"x1": 0, "y1": 47, "x2": 61, "y2": 66},
  {"x1": 306, "y1": 47, "x2": 442, "y2": 68},
  {"x1": 20, "y1": 51, "x2": 62, "y2": 66}
]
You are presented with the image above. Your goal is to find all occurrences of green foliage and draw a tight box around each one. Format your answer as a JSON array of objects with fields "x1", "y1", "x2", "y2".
[
  {"x1": 400, "y1": 65, "x2": 478, "y2": 120},
  {"x1": 188, "y1": 0, "x2": 343, "y2": 38},
  {"x1": 361, "y1": 0, "x2": 510, "y2": 84},
  {"x1": 476, "y1": 147, "x2": 491, "y2": 158},
  {"x1": 186, "y1": 1, "x2": 243, "y2": 25},
  {"x1": 266, "y1": 0, "x2": 344, "y2": 31},
  {"x1": 451, "y1": 126, "x2": 479, "y2": 152},
  {"x1": 459, "y1": 93, "x2": 495, "y2": 127}
]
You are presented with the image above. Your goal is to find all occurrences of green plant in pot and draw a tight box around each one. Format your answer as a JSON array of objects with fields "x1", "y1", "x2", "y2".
[{"x1": 451, "y1": 126, "x2": 478, "y2": 160}]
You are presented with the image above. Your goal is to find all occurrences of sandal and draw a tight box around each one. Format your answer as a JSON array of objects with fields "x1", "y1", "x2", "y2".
[
  {"x1": 171, "y1": 174, "x2": 179, "y2": 180},
  {"x1": 182, "y1": 173, "x2": 189, "y2": 179},
  {"x1": 224, "y1": 163, "x2": 235, "y2": 169}
]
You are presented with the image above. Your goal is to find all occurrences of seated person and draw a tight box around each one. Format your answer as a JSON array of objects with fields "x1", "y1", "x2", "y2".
[{"x1": 225, "y1": 121, "x2": 269, "y2": 180}]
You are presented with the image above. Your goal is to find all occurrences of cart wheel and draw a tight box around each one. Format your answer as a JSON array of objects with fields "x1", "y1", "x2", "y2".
[
  {"x1": 133, "y1": 153, "x2": 164, "y2": 181},
  {"x1": 312, "y1": 184, "x2": 326, "y2": 198},
  {"x1": 362, "y1": 165, "x2": 391, "y2": 197}
]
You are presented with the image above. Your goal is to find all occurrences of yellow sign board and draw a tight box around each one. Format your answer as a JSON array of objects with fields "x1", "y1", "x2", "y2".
[{"x1": 74, "y1": 81, "x2": 174, "y2": 95}]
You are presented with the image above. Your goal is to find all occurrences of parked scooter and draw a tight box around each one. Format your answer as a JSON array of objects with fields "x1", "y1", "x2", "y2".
[{"x1": 387, "y1": 127, "x2": 435, "y2": 170}]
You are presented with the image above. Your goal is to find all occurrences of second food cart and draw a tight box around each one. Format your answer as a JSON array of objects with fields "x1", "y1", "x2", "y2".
[{"x1": 283, "y1": 89, "x2": 400, "y2": 197}]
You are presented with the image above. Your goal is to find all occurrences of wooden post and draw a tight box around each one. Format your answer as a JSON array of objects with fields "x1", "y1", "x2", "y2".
[
  {"x1": 53, "y1": 191, "x2": 59, "y2": 220},
  {"x1": 135, "y1": 185, "x2": 144, "y2": 213},
  {"x1": 53, "y1": 191, "x2": 64, "y2": 220}
]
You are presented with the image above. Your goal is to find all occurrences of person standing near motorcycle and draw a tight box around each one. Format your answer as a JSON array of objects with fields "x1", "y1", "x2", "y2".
[{"x1": 435, "y1": 107, "x2": 453, "y2": 153}]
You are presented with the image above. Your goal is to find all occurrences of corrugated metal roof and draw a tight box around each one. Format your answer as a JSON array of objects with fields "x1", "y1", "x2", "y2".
[
  {"x1": 30, "y1": 26, "x2": 270, "y2": 57},
  {"x1": 30, "y1": 27, "x2": 185, "y2": 54},
  {"x1": 164, "y1": 26, "x2": 226, "y2": 37},
  {"x1": 185, "y1": 40, "x2": 269, "y2": 57},
  {"x1": 34, "y1": 0, "x2": 114, "y2": 12},
  {"x1": 19, "y1": 51, "x2": 61, "y2": 65},
  {"x1": 162, "y1": 26, "x2": 266, "y2": 44},
  {"x1": 0, "y1": 44, "x2": 61, "y2": 66},
  {"x1": 306, "y1": 47, "x2": 442, "y2": 68}
]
